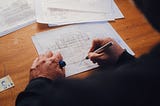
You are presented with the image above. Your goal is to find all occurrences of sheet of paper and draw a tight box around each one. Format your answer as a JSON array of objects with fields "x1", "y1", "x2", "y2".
[
  {"x1": 35, "y1": 0, "x2": 124, "y2": 26},
  {"x1": 48, "y1": 1, "x2": 124, "y2": 27},
  {"x1": 37, "y1": 8, "x2": 113, "y2": 25},
  {"x1": 32, "y1": 22, "x2": 134, "y2": 77},
  {"x1": 0, "y1": 0, "x2": 36, "y2": 37},
  {"x1": 35, "y1": 0, "x2": 114, "y2": 25},
  {"x1": 0, "y1": 75, "x2": 14, "y2": 92},
  {"x1": 112, "y1": 0, "x2": 124, "y2": 19},
  {"x1": 45, "y1": 0, "x2": 112, "y2": 13}
]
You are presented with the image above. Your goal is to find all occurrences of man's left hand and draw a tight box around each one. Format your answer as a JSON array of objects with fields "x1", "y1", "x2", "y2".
[{"x1": 30, "y1": 51, "x2": 65, "y2": 80}]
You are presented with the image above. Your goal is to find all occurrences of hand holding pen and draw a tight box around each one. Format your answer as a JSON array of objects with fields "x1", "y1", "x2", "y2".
[{"x1": 87, "y1": 37, "x2": 125, "y2": 66}]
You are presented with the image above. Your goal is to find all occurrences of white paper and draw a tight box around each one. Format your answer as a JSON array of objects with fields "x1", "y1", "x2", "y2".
[
  {"x1": 48, "y1": 1, "x2": 124, "y2": 27},
  {"x1": 0, "y1": 0, "x2": 36, "y2": 37},
  {"x1": 35, "y1": 0, "x2": 124, "y2": 26},
  {"x1": 35, "y1": 0, "x2": 114, "y2": 25},
  {"x1": 0, "y1": 75, "x2": 14, "y2": 92},
  {"x1": 37, "y1": 8, "x2": 113, "y2": 25},
  {"x1": 45, "y1": 0, "x2": 111, "y2": 13},
  {"x1": 112, "y1": 0, "x2": 124, "y2": 19},
  {"x1": 32, "y1": 22, "x2": 134, "y2": 77}
]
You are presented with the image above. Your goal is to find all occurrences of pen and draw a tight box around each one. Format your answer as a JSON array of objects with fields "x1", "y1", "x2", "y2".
[
  {"x1": 85, "y1": 41, "x2": 113, "y2": 59},
  {"x1": 59, "y1": 60, "x2": 66, "y2": 68}
]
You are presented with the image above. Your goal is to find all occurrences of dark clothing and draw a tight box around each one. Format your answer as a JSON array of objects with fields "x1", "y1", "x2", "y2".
[
  {"x1": 16, "y1": 44, "x2": 160, "y2": 106},
  {"x1": 134, "y1": 0, "x2": 160, "y2": 32}
]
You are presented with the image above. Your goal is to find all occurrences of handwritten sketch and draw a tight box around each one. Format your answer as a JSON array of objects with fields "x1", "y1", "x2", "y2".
[{"x1": 32, "y1": 23, "x2": 134, "y2": 77}]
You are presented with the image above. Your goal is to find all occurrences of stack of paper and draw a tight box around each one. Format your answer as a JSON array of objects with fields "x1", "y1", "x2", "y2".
[
  {"x1": 0, "y1": 0, "x2": 124, "y2": 37},
  {"x1": 35, "y1": 0, "x2": 124, "y2": 26},
  {"x1": 0, "y1": 0, "x2": 36, "y2": 37}
]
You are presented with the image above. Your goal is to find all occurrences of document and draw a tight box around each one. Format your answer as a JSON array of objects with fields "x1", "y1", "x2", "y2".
[
  {"x1": 44, "y1": 0, "x2": 111, "y2": 13},
  {"x1": 112, "y1": 0, "x2": 124, "y2": 19},
  {"x1": 35, "y1": 0, "x2": 124, "y2": 25},
  {"x1": 32, "y1": 22, "x2": 134, "y2": 77},
  {"x1": 48, "y1": 1, "x2": 124, "y2": 27},
  {"x1": 36, "y1": 7, "x2": 113, "y2": 25},
  {"x1": 0, "y1": 0, "x2": 36, "y2": 37},
  {"x1": 0, "y1": 75, "x2": 14, "y2": 92}
]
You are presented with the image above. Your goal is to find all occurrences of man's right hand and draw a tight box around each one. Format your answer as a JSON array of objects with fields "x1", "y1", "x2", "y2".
[{"x1": 88, "y1": 37, "x2": 125, "y2": 66}]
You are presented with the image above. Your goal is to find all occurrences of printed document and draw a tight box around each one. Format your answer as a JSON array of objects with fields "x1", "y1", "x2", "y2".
[
  {"x1": 32, "y1": 22, "x2": 134, "y2": 77},
  {"x1": 44, "y1": 0, "x2": 111, "y2": 13},
  {"x1": 35, "y1": 0, "x2": 124, "y2": 25},
  {"x1": 0, "y1": 0, "x2": 36, "y2": 37}
]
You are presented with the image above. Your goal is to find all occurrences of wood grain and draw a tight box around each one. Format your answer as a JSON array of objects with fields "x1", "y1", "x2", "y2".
[{"x1": 0, "y1": 0, "x2": 160, "y2": 106}]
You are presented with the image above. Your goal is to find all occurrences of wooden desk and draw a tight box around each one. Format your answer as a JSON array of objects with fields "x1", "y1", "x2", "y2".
[{"x1": 0, "y1": 0, "x2": 160, "y2": 106}]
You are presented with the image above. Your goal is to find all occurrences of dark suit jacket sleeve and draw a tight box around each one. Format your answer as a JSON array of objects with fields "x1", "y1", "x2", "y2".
[
  {"x1": 16, "y1": 44, "x2": 160, "y2": 105},
  {"x1": 16, "y1": 51, "x2": 135, "y2": 106},
  {"x1": 116, "y1": 50, "x2": 135, "y2": 66},
  {"x1": 16, "y1": 77, "x2": 54, "y2": 106}
]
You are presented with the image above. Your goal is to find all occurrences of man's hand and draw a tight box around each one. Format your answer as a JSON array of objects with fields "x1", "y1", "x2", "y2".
[
  {"x1": 88, "y1": 37, "x2": 125, "y2": 66},
  {"x1": 30, "y1": 51, "x2": 65, "y2": 80}
]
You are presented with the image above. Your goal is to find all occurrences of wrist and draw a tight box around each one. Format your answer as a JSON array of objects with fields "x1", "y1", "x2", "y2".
[
  {"x1": 116, "y1": 50, "x2": 135, "y2": 65},
  {"x1": 110, "y1": 48, "x2": 125, "y2": 64}
]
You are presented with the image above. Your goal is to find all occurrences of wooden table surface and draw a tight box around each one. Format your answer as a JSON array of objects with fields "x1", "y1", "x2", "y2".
[{"x1": 0, "y1": 0, "x2": 160, "y2": 106}]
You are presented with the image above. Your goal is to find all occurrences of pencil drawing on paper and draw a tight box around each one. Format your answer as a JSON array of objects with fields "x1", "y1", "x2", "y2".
[{"x1": 32, "y1": 23, "x2": 134, "y2": 76}]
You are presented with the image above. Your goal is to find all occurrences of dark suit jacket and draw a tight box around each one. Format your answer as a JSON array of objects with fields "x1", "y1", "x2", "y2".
[{"x1": 16, "y1": 44, "x2": 160, "y2": 106}]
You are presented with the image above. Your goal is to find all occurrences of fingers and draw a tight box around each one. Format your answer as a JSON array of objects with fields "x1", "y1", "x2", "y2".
[
  {"x1": 48, "y1": 52, "x2": 63, "y2": 63},
  {"x1": 31, "y1": 57, "x2": 39, "y2": 68},
  {"x1": 31, "y1": 51, "x2": 62, "y2": 69},
  {"x1": 55, "y1": 52, "x2": 63, "y2": 61},
  {"x1": 89, "y1": 39, "x2": 102, "y2": 52},
  {"x1": 88, "y1": 52, "x2": 103, "y2": 62},
  {"x1": 88, "y1": 37, "x2": 126, "y2": 66},
  {"x1": 89, "y1": 37, "x2": 113, "y2": 52},
  {"x1": 88, "y1": 52, "x2": 111, "y2": 65},
  {"x1": 55, "y1": 53, "x2": 66, "y2": 68},
  {"x1": 38, "y1": 51, "x2": 62, "y2": 62},
  {"x1": 88, "y1": 52, "x2": 109, "y2": 62},
  {"x1": 45, "y1": 51, "x2": 53, "y2": 58},
  {"x1": 30, "y1": 51, "x2": 65, "y2": 80}
]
